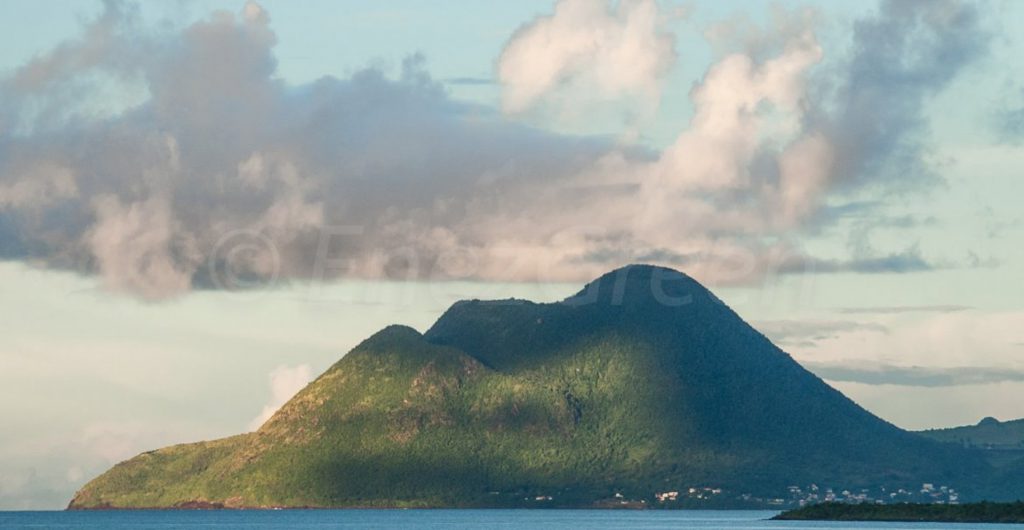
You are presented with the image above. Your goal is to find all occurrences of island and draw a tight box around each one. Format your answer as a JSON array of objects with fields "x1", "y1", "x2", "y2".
[
  {"x1": 68, "y1": 266, "x2": 1017, "y2": 510},
  {"x1": 773, "y1": 501, "x2": 1024, "y2": 524}
]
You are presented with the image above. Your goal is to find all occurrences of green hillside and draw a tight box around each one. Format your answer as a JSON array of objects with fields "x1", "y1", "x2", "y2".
[
  {"x1": 69, "y1": 265, "x2": 995, "y2": 509},
  {"x1": 920, "y1": 417, "x2": 1024, "y2": 470},
  {"x1": 921, "y1": 417, "x2": 1024, "y2": 451}
]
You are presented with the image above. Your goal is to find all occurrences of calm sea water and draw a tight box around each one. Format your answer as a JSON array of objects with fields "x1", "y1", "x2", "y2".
[{"x1": 1, "y1": 510, "x2": 1022, "y2": 529}]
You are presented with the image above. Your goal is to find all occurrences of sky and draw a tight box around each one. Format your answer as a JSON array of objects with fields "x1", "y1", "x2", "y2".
[{"x1": 0, "y1": 0, "x2": 1022, "y2": 509}]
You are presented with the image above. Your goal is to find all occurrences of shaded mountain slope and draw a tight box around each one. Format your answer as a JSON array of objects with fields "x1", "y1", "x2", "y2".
[
  {"x1": 425, "y1": 266, "x2": 984, "y2": 490},
  {"x1": 70, "y1": 265, "x2": 993, "y2": 509},
  {"x1": 922, "y1": 417, "x2": 1024, "y2": 452},
  {"x1": 921, "y1": 417, "x2": 1024, "y2": 473}
]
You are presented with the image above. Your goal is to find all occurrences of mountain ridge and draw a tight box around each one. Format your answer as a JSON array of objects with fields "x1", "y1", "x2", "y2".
[
  {"x1": 920, "y1": 416, "x2": 1024, "y2": 470},
  {"x1": 69, "y1": 264, "x2": 1001, "y2": 509}
]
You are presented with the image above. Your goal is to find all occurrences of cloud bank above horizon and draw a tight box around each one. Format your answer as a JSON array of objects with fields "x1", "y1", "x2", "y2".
[{"x1": 0, "y1": 0, "x2": 994, "y2": 300}]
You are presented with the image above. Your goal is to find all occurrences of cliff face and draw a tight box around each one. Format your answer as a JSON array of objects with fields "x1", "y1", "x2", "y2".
[{"x1": 69, "y1": 265, "x2": 991, "y2": 509}]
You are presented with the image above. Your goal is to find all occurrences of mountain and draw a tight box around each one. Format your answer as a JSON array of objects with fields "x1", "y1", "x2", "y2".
[
  {"x1": 921, "y1": 418, "x2": 1024, "y2": 469},
  {"x1": 922, "y1": 417, "x2": 1024, "y2": 451},
  {"x1": 69, "y1": 265, "x2": 995, "y2": 509}
]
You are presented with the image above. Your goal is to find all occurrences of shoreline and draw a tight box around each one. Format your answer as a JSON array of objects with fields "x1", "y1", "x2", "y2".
[{"x1": 774, "y1": 501, "x2": 1024, "y2": 524}]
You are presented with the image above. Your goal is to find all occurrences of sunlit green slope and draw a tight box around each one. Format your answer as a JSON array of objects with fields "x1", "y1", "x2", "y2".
[{"x1": 69, "y1": 265, "x2": 992, "y2": 509}]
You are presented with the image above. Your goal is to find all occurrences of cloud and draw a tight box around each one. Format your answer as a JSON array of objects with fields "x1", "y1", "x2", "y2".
[
  {"x1": 442, "y1": 77, "x2": 495, "y2": 86},
  {"x1": 785, "y1": 310, "x2": 1024, "y2": 377},
  {"x1": 837, "y1": 305, "x2": 972, "y2": 315},
  {"x1": 0, "y1": 1, "x2": 990, "y2": 299},
  {"x1": 777, "y1": 246, "x2": 940, "y2": 275},
  {"x1": 0, "y1": 418, "x2": 207, "y2": 510},
  {"x1": 755, "y1": 319, "x2": 888, "y2": 348},
  {"x1": 821, "y1": 0, "x2": 989, "y2": 190},
  {"x1": 994, "y1": 90, "x2": 1024, "y2": 143},
  {"x1": 805, "y1": 362, "x2": 1024, "y2": 387},
  {"x1": 0, "y1": 3, "x2": 614, "y2": 298},
  {"x1": 997, "y1": 107, "x2": 1024, "y2": 142},
  {"x1": 248, "y1": 364, "x2": 313, "y2": 431},
  {"x1": 497, "y1": 0, "x2": 677, "y2": 115}
]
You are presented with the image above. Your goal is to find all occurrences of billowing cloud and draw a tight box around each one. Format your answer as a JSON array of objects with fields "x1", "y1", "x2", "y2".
[
  {"x1": 248, "y1": 364, "x2": 313, "y2": 431},
  {"x1": 0, "y1": 2, "x2": 614, "y2": 298},
  {"x1": 0, "y1": 0, "x2": 989, "y2": 299},
  {"x1": 497, "y1": 0, "x2": 677, "y2": 115},
  {"x1": 823, "y1": 0, "x2": 989, "y2": 189}
]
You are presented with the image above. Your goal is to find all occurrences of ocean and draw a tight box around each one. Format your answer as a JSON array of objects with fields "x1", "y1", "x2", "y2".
[{"x1": 1, "y1": 510, "x2": 1022, "y2": 529}]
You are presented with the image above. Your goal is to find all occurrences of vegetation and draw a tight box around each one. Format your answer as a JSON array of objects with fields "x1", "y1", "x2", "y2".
[
  {"x1": 69, "y1": 266, "x2": 996, "y2": 509},
  {"x1": 774, "y1": 501, "x2": 1024, "y2": 523},
  {"x1": 920, "y1": 417, "x2": 1024, "y2": 469}
]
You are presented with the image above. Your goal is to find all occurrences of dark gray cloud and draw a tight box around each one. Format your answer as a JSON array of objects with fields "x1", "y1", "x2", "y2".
[
  {"x1": 805, "y1": 361, "x2": 1024, "y2": 387},
  {"x1": 806, "y1": 201, "x2": 938, "y2": 236},
  {"x1": 443, "y1": 77, "x2": 495, "y2": 86},
  {"x1": 777, "y1": 245, "x2": 939, "y2": 275},
  {"x1": 820, "y1": 0, "x2": 989, "y2": 191},
  {"x1": 785, "y1": 0, "x2": 991, "y2": 263}
]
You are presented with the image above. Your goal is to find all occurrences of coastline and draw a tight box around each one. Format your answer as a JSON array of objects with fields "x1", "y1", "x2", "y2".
[{"x1": 773, "y1": 501, "x2": 1024, "y2": 524}]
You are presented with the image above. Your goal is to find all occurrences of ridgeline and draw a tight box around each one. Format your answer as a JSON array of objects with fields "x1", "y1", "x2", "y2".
[{"x1": 69, "y1": 265, "x2": 1005, "y2": 510}]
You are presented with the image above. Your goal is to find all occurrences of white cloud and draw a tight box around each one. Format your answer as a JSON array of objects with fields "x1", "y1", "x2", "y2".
[
  {"x1": 785, "y1": 310, "x2": 1024, "y2": 372},
  {"x1": 248, "y1": 364, "x2": 313, "y2": 431},
  {"x1": 87, "y1": 194, "x2": 198, "y2": 300},
  {"x1": 498, "y1": 0, "x2": 677, "y2": 115},
  {"x1": 242, "y1": 0, "x2": 269, "y2": 24}
]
